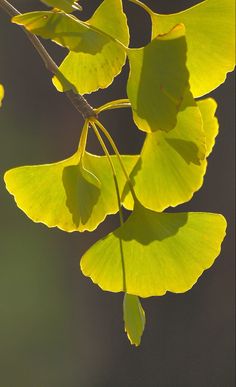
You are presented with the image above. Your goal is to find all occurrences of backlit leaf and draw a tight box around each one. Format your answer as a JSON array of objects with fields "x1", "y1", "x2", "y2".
[
  {"x1": 81, "y1": 202, "x2": 227, "y2": 297},
  {"x1": 13, "y1": 0, "x2": 129, "y2": 94},
  {"x1": 198, "y1": 98, "x2": 219, "y2": 157},
  {"x1": 4, "y1": 152, "x2": 138, "y2": 232},
  {"x1": 123, "y1": 294, "x2": 145, "y2": 346},
  {"x1": 150, "y1": 0, "x2": 235, "y2": 97},
  {"x1": 54, "y1": 0, "x2": 129, "y2": 94},
  {"x1": 123, "y1": 96, "x2": 218, "y2": 212},
  {"x1": 41, "y1": 0, "x2": 82, "y2": 12},
  {"x1": 12, "y1": 11, "x2": 109, "y2": 53},
  {"x1": 127, "y1": 24, "x2": 189, "y2": 132},
  {"x1": 0, "y1": 84, "x2": 4, "y2": 107}
]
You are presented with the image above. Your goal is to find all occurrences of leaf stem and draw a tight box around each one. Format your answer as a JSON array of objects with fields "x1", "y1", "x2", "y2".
[
  {"x1": 77, "y1": 119, "x2": 89, "y2": 160},
  {"x1": 128, "y1": 0, "x2": 154, "y2": 17},
  {"x1": 90, "y1": 121, "x2": 124, "y2": 226},
  {"x1": 96, "y1": 99, "x2": 131, "y2": 114},
  {"x1": 0, "y1": 0, "x2": 96, "y2": 120},
  {"x1": 91, "y1": 120, "x2": 127, "y2": 292},
  {"x1": 94, "y1": 120, "x2": 137, "y2": 201}
]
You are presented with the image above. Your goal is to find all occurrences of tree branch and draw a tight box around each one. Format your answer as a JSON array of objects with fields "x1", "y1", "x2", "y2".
[{"x1": 0, "y1": 0, "x2": 96, "y2": 119}]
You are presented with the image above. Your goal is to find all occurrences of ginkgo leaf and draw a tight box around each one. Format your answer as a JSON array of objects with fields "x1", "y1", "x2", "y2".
[
  {"x1": 127, "y1": 24, "x2": 190, "y2": 132},
  {"x1": 41, "y1": 0, "x2": 82, "y2": 13},
  {"x1": 12, "y1": 11, "x2": 110, "y2": 53},
  {"x1": 123, "y1": 294, "x2": 145, "y2": 346},
  {"x1": 4, "y1": 151, "x2": 138, "y2": 232},
  {"x1": 13, "y1": 0, "x2": 129, "y2": 94},
  {"x1": 53, "y1": 0, "x2": 129, "y2": 94},
  {"x1": 0, "y1": 84, "x2": 4, "y2": 107},
  {"x1": 150, "y1": 0, "x2": 235, "y2": 97},
  {"x1": 123, "y1": 96, "x2": 219, "y2": 212},
  {"x1": 198, "y1": 98, "x2": 219, "y2": 157},
  {"x1": 81, "y1": 202, "x2": 227, "y2": 297}
]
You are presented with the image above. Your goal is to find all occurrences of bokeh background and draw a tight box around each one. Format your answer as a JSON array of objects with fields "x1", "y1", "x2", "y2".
[{"x1": 0, "y1": 1, "x2": 235, "y2": 386}]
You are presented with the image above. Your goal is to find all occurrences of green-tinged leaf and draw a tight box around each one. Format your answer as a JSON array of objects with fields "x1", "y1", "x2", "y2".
[
  {"x1": 123, "y1": 96, "x2": 219, "y2": 212},
  {"x1": 150, "y1": 0, "x2": 235, "y2": 97},
  {"x1": 88, "y1": 0, "x2": 129, "y2": 45},
  {"x1": 41, "y1": 0, "x2": 82, "y2": 12},
  {"x1": 123, "y1": 294, "x2": 145, "y2": 346},
  {"x1": 52, "y1": 43, "x2": 126, "y2": 95},
  {"x1": 198, "y1": 98, "x2": 219, "y2": 157},
  {"x1": 12, "y1": 11, "x2": 109, "y2": 53},
  {"x1": 13, "y1": 0, "x2": 129, "y2": 94},
  {"x1": 0, "y1": 84, "x2": 4, "y2": 107},
  {"x1": 4, "y1": 152, "x2": 138, "y2": 232},
  {"x1": 53, "y1": 0, "x2": 129, "y2": 94},
  {"x1": 81, "y1": 203, "x2": 227, "y2": 297},
  {"x1": 127, "y1": 24, "x2": 189, "y2": 132}
]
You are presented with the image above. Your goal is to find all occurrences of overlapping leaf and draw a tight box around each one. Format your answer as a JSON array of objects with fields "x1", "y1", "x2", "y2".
[
  {"x1": 149, "y1": 0, "x2": 235, "y2": 97},
  {"x1": 81, "y1": 202, "x2": 227, "y2": 297},
  {"x1": 53, "y1": 0, "x2": 129, "y2": 94},
  {"x1": 0, "y1": 84, "x2": 4, "y2": 107},
  {"x1": 13, "y1": 0, "x2": 129, "y2": 94},
  {"x1": 127, "y1": 24, "x2": 190, "y2": 132},
  {"x1": 41, "y1": 0, "x2": 82, "y2": 12},
  {"x1": 13, "y1": 11, "x2": 110, "y2": 53},
  {"x1": 4, "y1": 152, "x2": 138, "y2": 232},
  {"x1": 123, "y1": 294, "x2": 145, "y2": 346},
  {"x1": 123, "y1": 97, "x2": 218, "y2": 212}
]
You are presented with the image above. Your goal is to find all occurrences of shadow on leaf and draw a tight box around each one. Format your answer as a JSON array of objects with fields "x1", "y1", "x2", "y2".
[
  {"x1": 121, "y1": 157, "x2": 142, "y2": 203},
  {"x1": 44, "y1": 14, "x2": 110, "y2": 53},
  {"x1": 62, "y1": 165, "x2": 101, "y2": 226},
  {"x1": 115, "y1": 203, "x2": 188, "y2": 245},
  {"x1": 166, "y1": 138, "x2": 201, "y2": 165}
]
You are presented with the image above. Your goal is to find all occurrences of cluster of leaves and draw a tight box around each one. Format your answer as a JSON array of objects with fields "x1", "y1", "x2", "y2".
[{"x1": 2, "y1": 0, "x2": 235, "y2": 346}]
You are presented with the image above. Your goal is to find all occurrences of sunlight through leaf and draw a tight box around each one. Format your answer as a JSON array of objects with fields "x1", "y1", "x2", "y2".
[
  {"x1": 123, "y1": 97, "x2": 218, "y2": 212},
  {"x1": 123, "y1": 294, "x2": 146, "y2": 346},
  {"x1": 150, "y1": 0, "x2": 235, "y2": 97},
  {"x1": 127, "y1": 24, "x2": 189, "y2": 132},
  {"x1": 4, "y1": 152, "x2": 138, "y2": 232},
  {"x1": 81, "y1": 202, "x2": 227, "y2": 297}
]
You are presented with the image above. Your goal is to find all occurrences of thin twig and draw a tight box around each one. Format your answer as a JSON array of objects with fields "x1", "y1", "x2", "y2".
[
  {"x1": 95, "y1": 119, "x2": 137, "y2": 201},
  {"x1": 0, "y1": 0, "x2": 96, "y2": 119}
]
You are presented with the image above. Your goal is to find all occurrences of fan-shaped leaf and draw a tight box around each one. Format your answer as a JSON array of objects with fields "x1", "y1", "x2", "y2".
[
  {"x1": 0, "y1": 84, "x2": 4, "y2": 107},
  {"x1": 123, "y1": 96, "x2": 218, "y2": 212},
  {"x1": 12, "y1": 11, "x2": 110, "y2": 53},
  {"x1": 41, "y1": 0, "x2": 82, "y2": 13},
  {"x1": 4, "y1": 152, "x2": 138, "y2": 232},
  {"x1": 127, "y1": 24, "x2": 190, "y2": 132},
  {"x1": 81, "y1": 202, "x2": 227, "y2": 297},
  {"x1": 13, "y1": 0, "x2": 129, "y2": 94},
  {"x1": 53, "y1": 0, "x2": 129, "y2": 94},
  {"x1": 150, "y1": 0, "x2": 235, "y2": 97},
  {"x1": 123, "y1": 294, "x2": 145, "y2": 346}
]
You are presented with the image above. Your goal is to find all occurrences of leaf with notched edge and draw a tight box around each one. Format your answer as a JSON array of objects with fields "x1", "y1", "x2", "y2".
[
  {"x1": 150, "y1": 0, "x2": 235, "y2": 97},
  {"x1": 4, "y1": 152, "x2": 138, "y2": 232},
  {"x1": 13, "y1": 0, "x2": 129, "y2": 95},
  {"x1": 122, "y1": 97, "x2": 219, "y2": 212},
  {"x1": 81, "y1": 202, "x2": 227, "y2": 297}
]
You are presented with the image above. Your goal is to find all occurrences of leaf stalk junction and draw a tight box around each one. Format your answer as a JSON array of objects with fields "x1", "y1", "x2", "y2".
[{"x1": 1, "y1": 0, "x2": 231, "y2": 347}]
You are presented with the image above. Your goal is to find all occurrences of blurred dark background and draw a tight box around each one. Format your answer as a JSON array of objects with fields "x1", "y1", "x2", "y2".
[{"x1": 0, "y1": 1, "x2": 235, "y2": 386}]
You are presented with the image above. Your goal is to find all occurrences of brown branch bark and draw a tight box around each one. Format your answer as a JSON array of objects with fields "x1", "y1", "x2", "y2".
[{"x1": 0, "y1": 0, "x2": 96, "y2": 119}]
